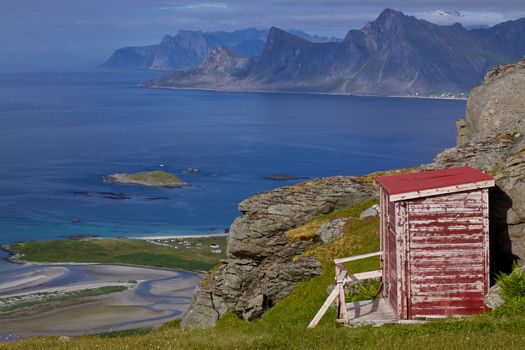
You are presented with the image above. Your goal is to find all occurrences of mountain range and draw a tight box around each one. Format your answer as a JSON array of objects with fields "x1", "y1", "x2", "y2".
[
  {"x1": 101, "y1": 28, "x2": 341, "y2": 71},
  {"x1": 140, "y1": 9, "x2": 525, "y2": 96}
]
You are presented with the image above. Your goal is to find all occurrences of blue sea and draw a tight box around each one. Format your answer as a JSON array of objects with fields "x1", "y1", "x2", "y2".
[{"x1": 0, "y1": 70, "x2": 465, "y2": 244}]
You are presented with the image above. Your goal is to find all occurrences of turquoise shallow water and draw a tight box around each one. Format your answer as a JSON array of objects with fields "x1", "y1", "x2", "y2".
[{"x1": 0, "y1": 69, "x2": 466, "y2": 243}]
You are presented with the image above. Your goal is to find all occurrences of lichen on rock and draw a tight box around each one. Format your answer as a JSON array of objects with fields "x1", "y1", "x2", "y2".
[{"x1": 317, "y1": 218, "x2": 347, "y2": 243}]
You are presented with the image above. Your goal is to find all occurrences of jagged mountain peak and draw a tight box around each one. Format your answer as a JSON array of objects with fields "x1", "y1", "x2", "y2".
[
  {"x1": 160, "y1": 34, "x2": 174, "y2": 44},
  {"x1": 362, "y1": 8, "x2": 413, "y2": 34},
  {"x1": 140, "y1": 10, "x2": 525, "y2": 96},
  {"x1": 102, "y1": 27, "x2": 338, "y2": 71},
  {"x1": 266, "y1": 27, "x2": 311, "y2": 43},
  {"x1": 201, "y1": 46, "x2": 247, "y2": 70},
  {"x1": 262, "y1": 27, "x2": 312, "y2": 53},
  {"x1": 377, "y1": 8, "x2": 405, "y2": 19}
]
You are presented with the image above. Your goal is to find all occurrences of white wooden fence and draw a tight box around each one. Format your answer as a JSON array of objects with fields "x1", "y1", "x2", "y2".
[{"x1": 307, "y1": 251, "x2": 382, "y2": 328}]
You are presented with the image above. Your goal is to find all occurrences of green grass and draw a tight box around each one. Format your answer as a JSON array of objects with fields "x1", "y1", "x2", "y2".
[
  {"x1": 96, "y1": 327, "x2": 154, "y2": 339},
  {"x1": 3, "y1": 202, "x2": 525, "y2": 349},
  {"x1": 0, "y1": 286, "x2": 128, "y2": 314},
  {"x1": 287, "y1": 198, "x2": 379, "y2": 241},
  {"x1": 10, "y1": 237, "x2": 227, "y2": 272}
]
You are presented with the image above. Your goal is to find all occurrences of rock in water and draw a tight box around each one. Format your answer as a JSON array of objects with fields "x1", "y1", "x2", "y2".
[
  {"x1": 183, "y1": 168, "x2": 201, "y2": 174},
  {"x1": 264, "y1": 174, "x2": 301, "y2": 181},
  {"x1": 181, "y1": 176, "x2": 375, "y2": 328},
  {"x1": 104, "y1": 171, "x2": 187, "y2": 187}
]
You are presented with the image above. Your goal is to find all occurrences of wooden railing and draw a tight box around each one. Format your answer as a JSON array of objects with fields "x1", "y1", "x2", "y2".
[{"x1": 307, "y1": 251, "x2": 382, "y2": 328}]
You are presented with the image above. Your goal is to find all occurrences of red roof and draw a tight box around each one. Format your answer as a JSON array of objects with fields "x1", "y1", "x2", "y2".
[{"x1": 375, "y1": 167, "x2": 494, "y2": 196}]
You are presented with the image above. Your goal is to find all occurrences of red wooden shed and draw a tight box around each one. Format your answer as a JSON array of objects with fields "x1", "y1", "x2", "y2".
[{"x1": 375, "y1": 166, "x2": 495, "y2": 320}]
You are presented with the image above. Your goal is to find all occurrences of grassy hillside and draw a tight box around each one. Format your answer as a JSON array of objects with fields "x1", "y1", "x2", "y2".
[
  {"x1": 3, "y1": 201, "x2": 525, "y2": 349},
  {"x1": 9, "y1": 237, "x2": 227, "y2": 272}
]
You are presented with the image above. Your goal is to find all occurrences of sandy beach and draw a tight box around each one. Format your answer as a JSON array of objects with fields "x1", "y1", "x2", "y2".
[{"x1": 0, "y1": 263, "x2": 202, "y2": 340}]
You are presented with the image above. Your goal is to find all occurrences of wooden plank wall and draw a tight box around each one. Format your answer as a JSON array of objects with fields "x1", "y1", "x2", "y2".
[
  {"x1": 380, "y1": 188, "x2": 386, "y2": 296},
  {"x1": 405, "y1": 190, "x2": 488, "y2": 318},
  {"x1": 386, "y1": 195, "x2": 399, "y2": 318}
]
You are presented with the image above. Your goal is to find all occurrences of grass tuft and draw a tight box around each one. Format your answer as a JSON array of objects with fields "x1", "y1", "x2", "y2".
[{"x1": 496, "y1": 262, "x2": 525, "y2": 303}]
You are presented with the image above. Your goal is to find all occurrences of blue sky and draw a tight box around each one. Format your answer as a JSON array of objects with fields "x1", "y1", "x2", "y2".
[{"x1": 1, "y1": 1, "x2": 524, "y2": 70}]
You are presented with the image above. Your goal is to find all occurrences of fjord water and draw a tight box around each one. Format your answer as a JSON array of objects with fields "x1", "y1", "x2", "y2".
[{"x1": 0, "y1": 70, "x2": 465, "y2": 244}]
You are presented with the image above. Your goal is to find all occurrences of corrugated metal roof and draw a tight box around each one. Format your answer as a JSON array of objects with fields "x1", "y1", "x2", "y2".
[{"x1": 375, "y1": 167, "x2": 494, "y2": 197}]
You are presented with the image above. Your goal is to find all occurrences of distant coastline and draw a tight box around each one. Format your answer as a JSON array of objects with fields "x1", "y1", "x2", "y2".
[
  {"x1": 140, "y1": 85, "x2": 467, "y2": 101},
  {"x1": 1, "y1": 235, "x2": 227, "y2": 272},
  {"x1": 132, "y1": 233, "x2": 228, "y2": 240}
]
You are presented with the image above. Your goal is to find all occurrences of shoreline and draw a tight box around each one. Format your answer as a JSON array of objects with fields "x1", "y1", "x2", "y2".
[
  {"x1": 0, "y1": 263, "x2": 202, "y2": 339},
  {"x1": 132, "y1": 233, "x2": 228, "y2": 240},
  {"x1": 0, "y1": 233, "x2": 228, "y2": 274},
  {"x1": 141, "y1": 85, "x2": 467, "y2": 101}
]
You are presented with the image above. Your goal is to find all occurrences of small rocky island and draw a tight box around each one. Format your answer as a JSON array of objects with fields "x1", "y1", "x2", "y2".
[
  {"x1": 265, "y1": 174, "x2": 302, "y2": 181},
  {"x1": 104, "y1": 171, "x2": 188, "y2": 187}
]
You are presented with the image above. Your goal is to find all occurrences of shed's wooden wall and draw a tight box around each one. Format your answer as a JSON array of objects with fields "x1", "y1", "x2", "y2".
[
  {"x1": 404, "y1": 189, "x2": 490, "y2": 318},
  {"x1": 381, "y1": 189, "x2": 401, "y2": 319}
]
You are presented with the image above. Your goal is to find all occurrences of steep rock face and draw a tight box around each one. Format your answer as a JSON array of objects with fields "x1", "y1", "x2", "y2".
[
  {"x1": 431, "y1": 58, "x2": 525, "y2": 268},
  {"x1": 457, "y1": 59, "x2": 525, "y2": 145},
  {"x1": 181, "y1": 176, "x2": 376, "y2": 328},
  {"x1": 200, "y1": 47, "x2": 250, "y2": 73},
  {"x1": 471, "y1": 18, "x2": 525, "y2": 61},
  {"x1": 493, "y1": 152, "x2": 525, "y2": 260},
  {"x1": 102, "y1": 29, "x2": 264, "y2": 71},
  {"x1": 144, "y1": 9, "x2": 525, "y2": 96},
  {"x1": 353, "y1": 9, "x2": 489, "y2": 93},
  {"x1": 100, "y1": 45, "x2": 158, "y2": 70},
  {"x1": 140, "y1": 47, "x2": 251, "y2": 89},
  {"x1": 148, "y1": 32, "x2": 222, "y2": 71}
]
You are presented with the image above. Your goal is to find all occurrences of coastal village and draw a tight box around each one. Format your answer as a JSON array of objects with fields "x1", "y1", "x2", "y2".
[{"x1": 143, "y1": 237, "x2": 223, "y2": 254}]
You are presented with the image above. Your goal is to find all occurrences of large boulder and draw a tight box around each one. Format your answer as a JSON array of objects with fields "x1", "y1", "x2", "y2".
[
  {"x1": 457, "y1": 58, "x2": 525, "y2": 146},
  {"x1": 493, "y1": 152, "x2": 525, "y2": 261},
  {"x1": 181, "y1": 176, "x2": 376, "y2": 328},
  {"x1": 484, "y1": 284, "x2": 505, "y2": 309},
  {"x1": 429, "y1": 139, "x2": 514, "y2": 172},
  {"x1": 317, "y1": 218, "x2": 347, "y2": 243},
  {"x1": 431, "y1": 58, "x2": 525, "y2": 267}
]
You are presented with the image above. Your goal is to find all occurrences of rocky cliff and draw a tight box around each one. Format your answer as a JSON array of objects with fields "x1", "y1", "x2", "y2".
[
  {"x1": 140, "y1": 47, "x2": 251, "y2": 90},
  {"x1": 181, "y1": 177, "x2": 375, "y2": 328},
  {"x1": 430, "y1": 57, "x2": 525, "y2": 269},
  {"x1": 101, "y1": 29, "x2": 340, "y2": 71},
  {"x1": 143, "y1": 9, "x2": 525, "y2": 96}
]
